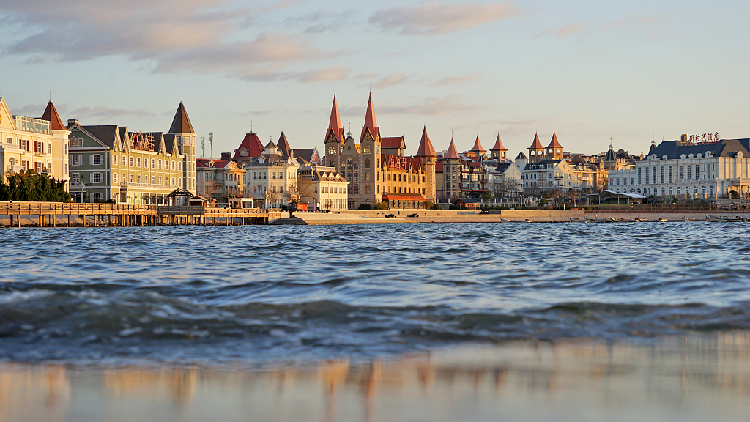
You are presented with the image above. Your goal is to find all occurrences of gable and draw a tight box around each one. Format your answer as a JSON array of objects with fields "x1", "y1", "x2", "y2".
[
  {"x1": 0, "y1": 98, "x2": 18, "y2": 130},
  {"x1": 69, "y1": 126, "x2": 110, "y2": 148}
]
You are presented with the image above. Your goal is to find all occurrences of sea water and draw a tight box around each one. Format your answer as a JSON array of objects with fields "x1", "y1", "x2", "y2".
[{"x1": 1, "y1": 222, "x2": 749, "y2": 421}]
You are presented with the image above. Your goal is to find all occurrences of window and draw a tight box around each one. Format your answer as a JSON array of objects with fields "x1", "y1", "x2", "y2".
[
  {"x1": 71, "y1": 155, "x2": 82, "y2": 166},
  {"x1": 130, "y1": 174, "x2": 134, "y2": 183},
  {"x1": 171, "y1": 177, "x2": 175, "y2": 186},
  {"x1": 151, "y1": 159, "x2": 155, "y2": 169},
  {"x1": 71, "y1": 173, "x2": 80, "y2": 184},
  {"x1": 644, "y1": 167, "x2": 648, "y2": 184},
  {"x1": 113, "y1": 173, "x2": 118, "y2": 183},
  {"x1": 695, "y1": 165, "x2": 699, "y2": 180},
  {"x1": 113, "y1": 155, "x2": 118, "y2": 166},
  {"x1": 668, "y1": 166, "x2": 672, "y2": 184},
  {"x1": 687, "y1": 165, "x2": 692, "y2": 180},
  {"x1": 159, "y1": 177, "x2": 162, "y2": 185},
  {"x1": 70, "y1": 137, "x2": 83, "y2": 147},
  {"x1": 171, "y1": 161, "x2": 175, "y2": 170},
  {"x1": 92, "y1": 154, "x2": 102, "y2": 165},
  {"x1": 660, "y1": 166, "x2": 664, "y2": 184},
  {"x1": 122, "y1": 173, "x2": 125, "y2": 183},
  {"x1": 365, "y1": 159, "x2": 371, "y2": 168},
  {"x1": 158, "y1": 159, "x2": 162, "y2": 169},
  {"x1": 679, "y1": 166, "x2": 683, "y2": 179},
  {"x1": 151, "y1": 176, "x2": 155, "y2": 185},
  {"x1": 178, "y1": 162, "x2": 182, "y2": 171},
  {"x1": 47, "y1": 143, "x2": 52, "y2": 154},
  {"x1": 92, "y1": 173, "x2": 102, "y2": 183},
  {"x1": 137, "y1": 158, "x2": 141, "y2": 167}
]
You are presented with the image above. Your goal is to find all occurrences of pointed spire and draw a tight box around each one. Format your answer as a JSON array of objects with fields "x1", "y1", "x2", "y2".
[
  {"x1": 446, "y1": 138, "x2": 460, "y2": 159},
  {"x1": 277, "y1": 131, "x2": 291, "y2": 157},
  {"x1": 548, "y1": 132, "x2": 562, "y2": 148},
  {"x1": 326, "y1": 96, "x2": 343, "y2": 143},
  {"x1": 361, "y1": 92, "x2": 379, "y2": 140},
  {"x1": 491, "y1": 133, "x2": 507, "y2": 151},
  {"x1": 529, "y1": 132, "x2": 543, "y2": 149},
  {"x1": 470, "y1": 135, "x2": 485, "y2": 152},
  {"x1": 416, "y1": 125, "x2": 435, "y2": 157},
  {"x1": 41, "y1": 100, "x2": 66, "y2": 131},
  {"x1": 168, "y1": 101, "x2": 195, "y2": 134}
]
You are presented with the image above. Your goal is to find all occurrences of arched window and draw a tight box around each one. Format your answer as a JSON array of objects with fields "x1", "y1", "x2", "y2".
[{"x1": 365, "y1": 159, "x2": 371, "y2": 168}]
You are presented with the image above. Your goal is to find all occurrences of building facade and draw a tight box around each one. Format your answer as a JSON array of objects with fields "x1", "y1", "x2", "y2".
[
  {"x1": 608, "y1": 136, "x2": 750, "y2": 200},
  {"x1": 196, "y1": 159, "x2": 245, "y2": 203},
  {"x1": 297, "y1": 165, "x2": 349, "y2": 211},
  {"x1": 0, "y1": 98, "x2": 70, "y2": 188},
  {"x1": 66, "y1": 102, "x2": 196, "y2": 204},
  {"x1": 323, "y1": 95, "x2": 436, "y2": 209},
  {"x1": 243, "y1": 141, "x2": 300, "y2": 208}
]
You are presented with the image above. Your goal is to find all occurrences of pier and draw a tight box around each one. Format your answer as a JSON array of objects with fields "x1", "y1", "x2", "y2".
[{"x1": 0, "y1": 202, "x2": 282, "y2": 227}]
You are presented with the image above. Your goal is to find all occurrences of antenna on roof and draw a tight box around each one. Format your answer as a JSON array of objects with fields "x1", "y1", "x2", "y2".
[
  {"x1": 250, "y1": 120, "x2": 253, "y2": 133},
  {"x1": 49, "y1": 90, "x2": 51, "y2": 102},
  {"x1": 209, "y1": 132, "x2": 213, "y2": 158},
  {"x1": 201, "y1": 136, "x2": 205, "y2": 158}
]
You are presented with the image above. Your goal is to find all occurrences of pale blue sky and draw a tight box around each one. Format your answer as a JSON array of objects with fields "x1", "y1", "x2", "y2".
[{"x1": 0, "y1": 0, "x2": 747, "y2": 158}]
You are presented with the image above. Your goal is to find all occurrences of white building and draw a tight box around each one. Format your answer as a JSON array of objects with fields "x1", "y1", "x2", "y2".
[
  {"x1": 521, "y1": 159, "x2": 595, "y2": 192},
  {"x1": 297, "y1": 165, "x2": 349, "y2": 211},
  {"x1": 0, "y1": 98, "x2": 70, "y2": 188},
  {"x1": 243, "y1": 140, "x2": 300, "y2": 208},
  {"x1": 608, "y1": 137, "x2": 750, "y2": 200}
]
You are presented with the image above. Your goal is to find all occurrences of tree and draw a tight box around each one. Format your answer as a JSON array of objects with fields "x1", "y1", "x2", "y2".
[
  {"x1": 374, "y1": 200, "x2": 389, "y2": 210},
  {"x1": 264, "y1": 189, "x2": 280, "y2": 208},
  {"x1": 0, "y1": 170, "x2": 71, "y2": 202}
]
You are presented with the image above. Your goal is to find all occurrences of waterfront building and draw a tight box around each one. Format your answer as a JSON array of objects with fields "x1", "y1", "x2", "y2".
[
  {"x1": 323, "y1": 95, "x2": 436, "y2": 209},
  {"x1": 243, "y1": 140, "x2": 300, "y2": 208},
  {"x1": 521, "y1": 133, "x2": 594, "y2": 193},
  {"x1": 66, "y1": 102, "x2": 196, "y2": 203},
  {"x1": 297, "y1": 165, "x2": 349, "y2": 211},
  {"x1": 436, "y1": 139, "x2": 462, "y2": 201},
  {"x1": 0, "y1": 98, "x2": 70, "y2": 188},
  {"x1": 607, "y1": 136, "x2": 750, "y2": 200},
  {"x1": 196, "y1": 159, "x2": 246, "y2": 203}
]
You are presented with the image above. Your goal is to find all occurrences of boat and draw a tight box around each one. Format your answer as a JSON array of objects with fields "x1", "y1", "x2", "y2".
[
  {"x1": 706, "y1": 215, "x2": 721, "y2": 222},
  {"x1": 722, "y1": 216, "x2": 746, "y2": 222},
  {"x1": 658, "y1": 218, "x2": 667, "y2": 222}
]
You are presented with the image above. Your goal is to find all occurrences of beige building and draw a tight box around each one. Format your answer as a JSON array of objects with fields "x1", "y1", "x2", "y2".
[
  {"x1": 244, "y1": 140, "x2": 300, "y2": 208},
  {"x1": 0, "y1": 98, "x2": 70, "y2": 188},
  {"x1": 323, "y1": 95, "x2": 436, "y2": 209},
  {"x1": 196, "y1": 159, "x2": 245, "y2": 203},
  {"x1": 297, "y1": 165, "x2": 348, "y2": 211}
]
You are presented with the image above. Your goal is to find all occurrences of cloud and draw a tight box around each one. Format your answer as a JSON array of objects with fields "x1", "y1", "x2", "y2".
[
  {"x1": 70, "y1": 106, "x2": 154, "y2": 119},
  {"x1": 432, "y1": 74, "x2": 479, "y2": 86},
  {"x1": 378, "y1": 96, "x2": 476, "y2": 116},
  {"x1": 600, "y1": 14, "x2": 659, "y2": 31},
  {"x1": 0, "y1": 0, "x2": 340, "y2": 83},
  {"x1": 556, "y1": 23, "x2": 587, "y2": 37},
  {"x1": 369, "y1": 1, "x2": 526, "y2": 35},
  {"x1": 294, "y1": 67, "x2": 350, "y2": 83},
  {"x1": 285, "y1": 7, "x2": 352, "y2": 34},
  {"x1": 373, "y1": 74, "x2": 409, "y2": 89}
]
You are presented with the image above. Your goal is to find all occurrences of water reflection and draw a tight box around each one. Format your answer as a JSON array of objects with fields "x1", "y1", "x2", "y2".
[{"x1": 2, "y1": 333, "x2": 750, "y2": 422}]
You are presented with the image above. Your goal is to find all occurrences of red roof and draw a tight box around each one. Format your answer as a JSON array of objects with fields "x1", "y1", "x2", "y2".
[
  {"x1": 41, "y1": 101, "x2": 66, "y2": 131},
  {"x1": 490, "y1": 134, "x2": 506, "y2": 150},
  {"x1": 416, "y1": 126, "x2": 435, "y2": 156},
  {"x1": 435, "y1": 161, "x2": 444, "y2": 172},
  {"x1": 360, "y1": 93, "x2": 379, "y2": 140},
  {"x1": 381, "y1": 136, "x2": 404, "y2": 149},
  {"x1": 233, "y1": 132, "x2": 264, "y2": 160},
  {"x1": 197, "y1": 159, "x2": 233, "y2": 169},
  {"x1": 470, "y1": 136, "x2": 485, "y2": 152},
  {"x1": 446, "y1": 139, "x2": 459, "y2": 159},
  {"x1": 325, "y1": 96, "x2": 344, "y2": 143},
  {"x1": 548, "y1": 132, "x2": 562, "y2": 148},
  {"x1": 529, "y1": 132, "x2": 543, "y2": 149}
]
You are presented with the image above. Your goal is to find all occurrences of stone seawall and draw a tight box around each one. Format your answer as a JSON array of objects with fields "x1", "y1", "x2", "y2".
[{"x1": 292, "y1": 209, "x2": 750, "y2": 225}]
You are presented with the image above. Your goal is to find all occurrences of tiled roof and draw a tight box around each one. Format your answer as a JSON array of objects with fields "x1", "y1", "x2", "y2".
[
  {"x1": 82, "y1": 125, "x2": 119, "y2": 149},
  {"x1": 470, "y1": 136, "x2": 485, "y2": 152},
  {"x1": 529, "y1": 132, "x2": 543, "y2": 149},
  {"x1": 360, "y1": 93, "x2": 380, "y2": 140},
  {"x1": 277, "y1": 132, "x2": 291, "y2": 157},
  {"x1": 41, "y1": 101, "x2": 66, "y2": 131},
  {"x1": 490, "y1": 134, "x2": 506, "y2": 150},
  {"x1": 416, "y1": 126, "x2": 435, "y2": 156},
  {"x1": 548, "y1": 132, "x2": 562, "y2": 148},
  {"x1": 234, "y1": 132, "x2": 264, "y2": 160},
  {"x1": 446, "y1": 139, "x2": 459, "y2": 159},
  {"x1": 435, "y1": 161, "x2": 444, "y2": 172},
  {"x1": 381, "y1": 136, "x2": 404, "y2": 149},
  {"x1": 516, "y1": 151, "x2": 527, "y2": 159},
  {"x1": 168, "y1": 102, "x2": 195, "y2": 134},
  {"x1": 648, "y1": 138, "x2": 750, "y2": 159},
  {"x1": 326, "y1": 96, "x2": 344, "y2": 143},
  {"x1": 197, "y1": 159, "x2": 234, "y2": 169}
]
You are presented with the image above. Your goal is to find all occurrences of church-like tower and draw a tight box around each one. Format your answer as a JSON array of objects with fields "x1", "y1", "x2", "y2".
[
  {"x1": 323, "y1": 96, "x2": 344, "y2": 169},
  {"x1": 168, "y1": 102, "x2": 196, "y2": 193},
  {"x1": 528, "y1": 132, "x2": 544, "y2": 163},
  {"x1": 416, "y1": 126, "x2": 436, "y2": 202},
  {"x1": 547, "y1": 132, "x2": 563, "y2": 160}
]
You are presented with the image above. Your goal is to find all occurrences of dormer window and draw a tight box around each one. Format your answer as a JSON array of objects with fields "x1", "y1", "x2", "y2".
[{"x1": 240, "y1": 148, "x2": 248, "y2": 157}]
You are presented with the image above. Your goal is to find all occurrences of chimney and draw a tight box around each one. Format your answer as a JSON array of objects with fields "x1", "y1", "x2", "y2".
[{"x1": 67, "y1": 118, "x2": 79, "y2": 127}]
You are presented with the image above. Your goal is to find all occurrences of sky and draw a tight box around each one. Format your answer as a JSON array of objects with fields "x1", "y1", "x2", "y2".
[{"x1": 0, "y1": 0, "x2": 748, "y2": 158}]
